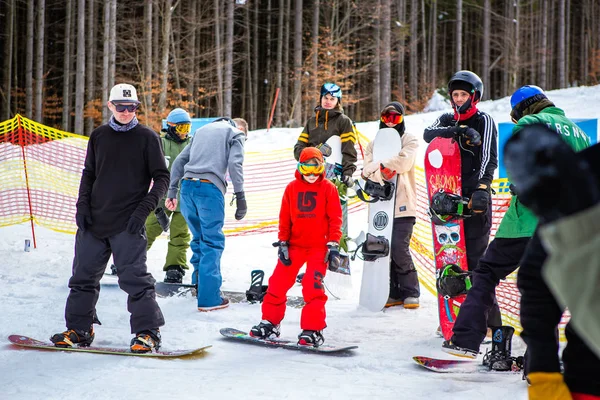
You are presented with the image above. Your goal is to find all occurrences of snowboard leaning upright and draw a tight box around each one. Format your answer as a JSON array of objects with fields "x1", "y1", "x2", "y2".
[
  {"x1": 358, "y1": 128, "x2": 402, "y2": 312},
  {"x1": 424, "y1": 137, "x2": 469, "y2": 340}
]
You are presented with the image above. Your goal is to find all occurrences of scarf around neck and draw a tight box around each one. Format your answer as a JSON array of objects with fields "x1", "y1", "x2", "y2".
[{"x1": 109, "y1": 115, "x2": 139, "y2": 132}]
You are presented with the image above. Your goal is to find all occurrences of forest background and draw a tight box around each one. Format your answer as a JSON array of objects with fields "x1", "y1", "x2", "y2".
[{"x1": 1, "y1": 0, "x2": 599, "y2": 136}]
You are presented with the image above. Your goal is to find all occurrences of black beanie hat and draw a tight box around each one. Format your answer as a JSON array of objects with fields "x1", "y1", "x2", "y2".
[{"x1": 379, "y1": 101, "x2": 406, "y2": 135}]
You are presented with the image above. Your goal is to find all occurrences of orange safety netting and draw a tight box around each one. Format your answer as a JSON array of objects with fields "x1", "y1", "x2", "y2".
[{"x1": 0, "y1": 116, "x2": 568, "y2": 337}]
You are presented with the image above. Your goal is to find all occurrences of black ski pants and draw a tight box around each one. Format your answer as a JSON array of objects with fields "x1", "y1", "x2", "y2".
[
  {"x1": 451, "y1": 236, "x2": 530, "y2": 351},
  {"x1": 463, "y1": 203, "x2": 503, "y2": 328},
  {"x1": 519, "y1": 234, "x2": 600, "y2": 396},
  {"x1": 65, "y1": 228, "x2": 165, "y2": 334},
  {"x1": 389, "y1": 217, "x2": 419, "y2": 299}
]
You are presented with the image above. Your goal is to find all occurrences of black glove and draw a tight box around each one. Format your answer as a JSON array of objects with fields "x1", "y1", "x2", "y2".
[
  {"x1": 126, "y1": 215, "x2": 146, "y2": 234},
  {"x1": 456, "y1": 126, "x2": 482, "y2": 146},
  {"x1": 273, "y1": 241, "x2": 291, "y2": 266},
  {"x1": 234, "y1": 191, "x2": 247, "y2": 220},
  {"x1": 316, "y1": 142, "x2": 332, "y2": 157},
  {"x1": 341, "y1": 174, "x2": 354, "y2": 187},
  {"x1": 75, "y1": 212, "x2": 92, "y2": 232},
  {"x1": 469, "y1": 185, "x2": 490, "y2": 213},
  {"x1": 324, "y1": 242, "x2": 340, "y2": 264},
  {"x1": 509, "y1": 183, "x2": 517, "y2": 196}
]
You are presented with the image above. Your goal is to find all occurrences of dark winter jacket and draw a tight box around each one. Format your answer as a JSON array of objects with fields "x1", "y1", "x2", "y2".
[
  {"x1": 423, "y1": 110, "x2": 498, "y2": 197},
  {"x1": 76, "y1": 123, "x2": 170, "y2": 238},
  {"x1": 294, "y1": 106, "x2": 357, "y2": 179}
]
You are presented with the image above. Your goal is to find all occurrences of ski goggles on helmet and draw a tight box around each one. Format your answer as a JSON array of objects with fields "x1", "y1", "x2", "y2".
[
  {"x1": 170, "y1": 123, "x2": 191, "y2": 135},
  {"x1": 297, "y1": 162, "x2": 325, "y2": 176},
  {"x1": 380, "y1": 112, "x2": 403, "y2": 125},
  {"x1": 320, "y1": 83, "x2": 342, "y2": 99},
  {"x1": 112, "y1": 103, "x2": 139, "y2": 113}
]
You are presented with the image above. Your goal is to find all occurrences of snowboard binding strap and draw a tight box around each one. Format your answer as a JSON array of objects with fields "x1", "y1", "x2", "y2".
[
  {"x1": 429, "y1": 189, "x2": 471, "y2": 225},
  {"x1": 356, "y1": 179, "x2": 395, "y2": 203},
  {"x1": 246, "y1": 270, "x2": 268, "y2": 303},
  {"x1": 351, "y1": 233, "x2": 390, "y2": 261},
  {"x1": 436, "y1": 264, "x2": 472, "y2": 297}
]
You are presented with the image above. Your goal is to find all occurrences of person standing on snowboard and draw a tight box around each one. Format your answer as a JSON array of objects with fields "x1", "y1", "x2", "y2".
[
  {"x1": 362, "y1": 102, "x2": 420, "y2": 309},
  {"x1": 293, "y1": 82, "x2": 357, "y2": 235},
  {"x1": 423, "y1": 70, "x2": 502, "y2": 328},
  {"x1": 51, "y1": 83, "x2": 169, "y2": 353},
  {"x1": 250, "y1": 147, "x2": 343, "y2": 346}
]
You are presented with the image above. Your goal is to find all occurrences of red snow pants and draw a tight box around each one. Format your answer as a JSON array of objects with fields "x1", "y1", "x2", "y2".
[{"x1": 261, "y1": 246, "x2": 328, "y2": 330}]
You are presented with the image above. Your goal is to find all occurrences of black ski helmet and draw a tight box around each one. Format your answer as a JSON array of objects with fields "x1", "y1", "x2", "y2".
[{"x1": 448, "y1": 70, "x2": 484, "y2": 103}]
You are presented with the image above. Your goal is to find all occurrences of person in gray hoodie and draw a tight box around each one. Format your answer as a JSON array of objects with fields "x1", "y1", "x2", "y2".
[{"x1": 166, "y1": 118, "x2": 247, "y2": 311}]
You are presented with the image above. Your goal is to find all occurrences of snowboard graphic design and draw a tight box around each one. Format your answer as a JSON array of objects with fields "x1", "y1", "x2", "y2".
[
  {"x1": 424, "y1": 137, "x2": 469, "y2": 340},
  {"x1": 219, "y1": 328, "x2": 357, "y2": 354},
  {"x1": 358, "y1": 128, "x2": 402, "y2": 312},
  {"x1": 8, "y1": 335, "x2": 211, "y2": 358},
  {"x1": 154, "y1": 282, "x2": 305, "y2": 308},
  {"x1": 412, "y1": 356, "x2": 523, "y2": 374}
]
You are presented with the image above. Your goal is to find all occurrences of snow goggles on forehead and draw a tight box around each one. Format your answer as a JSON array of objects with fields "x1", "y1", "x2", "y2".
[
  {"x1": 112, "y1": 103, "x2": 139, "y2": 113},
  {"x1": 297, "y1": 162, "x2": 325, "y2": 176},
  {"x1": 170, "y1": 123, "x2": 191, "y2": 134},
  {"x1": 320, "y1": 83, "x2": 342, "y2": 99},
  {"x1": 380, "y1": 112, "x2": 403, "y2": 125}
]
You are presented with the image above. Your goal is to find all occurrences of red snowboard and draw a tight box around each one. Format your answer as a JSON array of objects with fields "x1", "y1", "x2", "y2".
[{"x1": 424, "y1": 137, "x2": 469, "y2": 341}]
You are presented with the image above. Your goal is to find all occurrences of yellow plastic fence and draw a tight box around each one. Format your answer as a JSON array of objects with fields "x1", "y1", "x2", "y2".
[{"x1": 0, "y1": 116, "x2": 568, "y2": 336}]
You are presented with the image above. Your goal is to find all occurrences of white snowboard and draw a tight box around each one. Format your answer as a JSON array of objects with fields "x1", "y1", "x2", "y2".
[
  {"x1": 324, "y1": 135, "x2": 343, "y2": 180},
  {"x1": 358, "y1": 128, "x2": 402, "y2": 312}
]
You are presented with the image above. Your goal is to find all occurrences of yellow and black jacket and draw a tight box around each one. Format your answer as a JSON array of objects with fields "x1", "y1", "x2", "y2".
[{"x1": 293, "y1": 106, "x2": 357, "y2": 178}]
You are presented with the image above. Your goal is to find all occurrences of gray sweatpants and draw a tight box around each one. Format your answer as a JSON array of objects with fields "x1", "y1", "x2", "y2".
[{"x1": 65, "y1": 228, "x2": 165, "y2": 334}]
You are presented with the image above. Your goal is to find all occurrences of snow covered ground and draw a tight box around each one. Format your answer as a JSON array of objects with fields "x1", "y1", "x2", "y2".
[{"x1": 2, "y1": 85, "x2": 599, "y2": 400}]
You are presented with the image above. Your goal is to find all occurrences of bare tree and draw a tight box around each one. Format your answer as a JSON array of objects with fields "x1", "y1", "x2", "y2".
[
  {"x1": 34, "y1": 0, "x2": 46, "y2": 123},
  {"x1": 85, "y1": 0, "x2": 97, "y2": 134},
  {"x1": 275, "y1": 0, "x2": 284, "y2": 126},
  {"x1": 381, "y1": 0, "x2": 391, "y2": 107},
  {"x1": 143, "y1": 0, "x2": 153, "y2": 119},
  {"x1": 109, "y1": 0, "x2": 116, "y2": 90},
  {"x1": 157, "y1": 0, "x2": 172, "y2": 115},
  {"x1": 224, "y1": 0, "x2": 234, "y2": 116},
  {"x1": 3, "y1": 0, "x2": 15, "y2": 119},
  {"x1": 74, "y1": 0, "x2": 86, "y2": 134},
  {"x1": 61, "y1": 0, "x2": 72, "y2": 131},
  {"x1": 373, "y1": 5, "x2": 381, "y2": 115},
  {"x1": 215, "y1": 0, "x2": 224, "y2": 115},
  {"x1": 430, "y1": 0, "x2": 438, "y2": 89},
  {"x1": 292, "y1": 0, "x2": 302, "y2": 127},
  {"x1": 482, "y1": 0, "x2": 490, "y2": 98},
  {"x1": 101, "y1": 0, "x2": 110, "y2": 121},
  {"x1": 312, "y1": 0, "x2": 320, "y2": 94},
  {"x1": 409, "y1": 0, "x2": 418, "y2": 100},
  {"x1": 25, "y1": 0, "x2": 34, "y2": 117},
  {"x1": 455, "y1": 0, "x2": 462, "y2": 71},
  {"x1": 558, "y1": 0, "x2": 566, "y2": 87}
]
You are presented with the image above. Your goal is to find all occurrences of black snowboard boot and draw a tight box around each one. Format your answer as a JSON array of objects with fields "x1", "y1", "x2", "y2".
[
  {"x1": 164, "y1": 265, "x2": 185, "y2": 284},
  {"x1": 50, "y1": 327, "x2": 94, "y2": 348},
  {"x1": 441, "y1": 338, "x2": 478, "y2": 359},
  {"x1": 482, "y1": 326, "x2": 515, "y2": 371},
  {"x1": 297, "y1": 330, "x2": 324, "y2": 347},
  {"x1": 130, "y1": 329, "x2": 161, "y2": 353},
  {"x1": 250, "y1": 320, "x2": 280, "y2": 339}
]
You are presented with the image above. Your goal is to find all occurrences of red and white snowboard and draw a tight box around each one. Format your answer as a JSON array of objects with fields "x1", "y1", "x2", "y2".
[{"x1": 424, "y1": 137, "x2": 469, "y2": 340}]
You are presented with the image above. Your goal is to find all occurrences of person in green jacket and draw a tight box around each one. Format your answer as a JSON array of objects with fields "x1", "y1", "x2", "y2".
[
  {"x1": 146, "y1": 108, "x2": 193, "y2": 283},
  {"x1": 441, "y1": 85, "x2": 591, "y2": 365}
]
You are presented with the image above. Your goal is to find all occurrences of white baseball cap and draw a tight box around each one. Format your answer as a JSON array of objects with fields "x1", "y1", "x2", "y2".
[{"x1": 109, "y1": 83, "x2": 140, "y2": 104}]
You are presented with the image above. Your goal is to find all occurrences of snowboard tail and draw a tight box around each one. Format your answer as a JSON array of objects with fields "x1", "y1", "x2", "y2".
[
  {"x1": 219, "y1": 328, "x2": 357, "y2": 354},
  {"x1": 413, "y1": 356, "x2": 523, "y2": 374},
  {"x1": 8, "y1": 335, "x2": 210, "y2": 358}
]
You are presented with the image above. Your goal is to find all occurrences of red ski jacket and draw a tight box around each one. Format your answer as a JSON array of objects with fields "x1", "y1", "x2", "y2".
[{"x1": 278, "y1": 171, "x2": 343, "y2": 248}]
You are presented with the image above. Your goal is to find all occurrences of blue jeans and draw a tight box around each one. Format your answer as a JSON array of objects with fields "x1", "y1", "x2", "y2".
[{"x1": 179, "y1": 179, "x2": 225, "y2": 307}]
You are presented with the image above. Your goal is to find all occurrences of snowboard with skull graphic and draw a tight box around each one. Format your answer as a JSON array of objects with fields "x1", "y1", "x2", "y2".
[{"x1": 424, "y1": 137, "x2": 468, "y2": 341}]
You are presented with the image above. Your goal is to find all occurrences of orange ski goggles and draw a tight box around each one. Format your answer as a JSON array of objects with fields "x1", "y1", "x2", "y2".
[
  {"x1": 380, "y1": 112, "x2": 403, "y2": 125},
  {"x1": 297, "y1": 162, "x2": 325, "y2": 176}
]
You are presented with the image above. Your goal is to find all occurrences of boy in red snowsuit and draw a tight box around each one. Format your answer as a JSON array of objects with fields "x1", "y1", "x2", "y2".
[{"x1": 250, "y1": 147, "x2": 343, "y2": 346}]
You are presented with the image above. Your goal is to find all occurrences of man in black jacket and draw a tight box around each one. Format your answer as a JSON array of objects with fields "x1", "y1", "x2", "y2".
[
  {"x1": 51, "y1": 83, "x2": 170, "y2": 353},
  {"x1": 423, "y1": 71, "x2": 502, "y2": 327}
]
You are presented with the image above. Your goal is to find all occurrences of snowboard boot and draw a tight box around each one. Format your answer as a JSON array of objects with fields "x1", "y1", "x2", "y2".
[
  {"x1": 249, "y1": 320, "x2": 280, "y2": 339},
  {"x1": 441, "y1": 338, "x2": 478, "y2": 359},
  {"x1": 164, "y1": 265, "x2": 185, "y2": 284},
  {"x1": 403, "y1": 297, "x2": 420, "y2": 309},
  {"x1": 297, "y1": 330, "x2": 324, "y2": 347},
  {"x1": 50, "y1": 327, "x2": 95, "y2": 348},
  {"x1": 197, "y1": 297, "x2": 230, "y2": 312},
  {"x1": 482, "y1": 326, "x2": 515, "y2": 371},
  {"x1": 384, "y1": 297, "x2": 403, "y2": 308},
  {"x1": 130, "y1": 329, "x2": 161, "y2": 353}
]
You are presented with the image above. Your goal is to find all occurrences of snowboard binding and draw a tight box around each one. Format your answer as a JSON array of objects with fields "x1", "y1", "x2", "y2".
[
  {"x1": 428, "y1": 190, "x2": 471, "y2": 225},
  {"x1": 356, "y1": 179, "x2": 395, "y2": 203},
  {"x1": 482, "y1": 326, "x2": 524, "y2": 372},
  {"x1": 351, "y1": 233, "x2": 390, "y2": 261},
  {"x1": 245, "y1": 270, "x2": 268, "y2": 303},
  {"x1": 436, "y1": 264, "x2": 472, "y2": 297}
]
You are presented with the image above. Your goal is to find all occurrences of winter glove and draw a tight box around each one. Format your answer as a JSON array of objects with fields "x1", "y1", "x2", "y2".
[
  {"x1": 75, "y1": 211, "x2": 93, "y2": 232},
  {"x1": 456, "y1": 125, "x2": 482, "y2": 146},
  {"x1": 341, "y1": 174, "x2": 354, "y2": 188},
  {"x1": 379, "y1": 163, "x2": 397, "y2": 181},
  {"x1": 234, "y1": 191, "x2": 247, "y2": 220},
  {"x1": 273, "y1": 241, "x2": 291, "y2": 266},
  {"x1": 361, "y1": 162, "x2": 380, "y2": 179},
  {"x1": 527, "y1": 372, "x2": 573, "y2": 400},
  {"x1": 316, "y1": 142, "x2": 332, "y2": 157},
  {"x1": 126, "y1": 215, "x2": 146, "y2": 235},
  {"x1": 324, "y1": 242, "x2": 340, "y2": 264},
  {"x1": 469, "y1": 184, "x2": 490, "y2": 213}
]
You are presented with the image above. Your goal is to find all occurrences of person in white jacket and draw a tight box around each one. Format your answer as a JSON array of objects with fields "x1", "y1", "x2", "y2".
[{"x1": 362, "y1": 102, "x2": 420, "y2": 309}]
